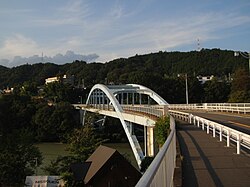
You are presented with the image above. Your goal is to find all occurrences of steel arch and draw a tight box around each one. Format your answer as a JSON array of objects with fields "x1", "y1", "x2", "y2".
[{"x1": 85, "y1": 84, "x2": 144, "y2": 166}]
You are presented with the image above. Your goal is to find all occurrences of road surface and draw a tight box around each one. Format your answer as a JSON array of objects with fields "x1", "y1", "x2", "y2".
[{"x1": 187, "y1": 111, "x2": 250, "y2": 134}]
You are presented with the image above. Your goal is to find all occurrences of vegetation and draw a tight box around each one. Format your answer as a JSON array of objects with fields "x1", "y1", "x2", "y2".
[
  {"x1": 43, "y1": 116, "x2": 104, "y2": 186},
  {"x1": 0, "y1": 130, "x2": 43, "y2": 186},
  {"x1": 154, "y1": 115, "x2": 171, "y2": 148},
  {"x1": 228, "y1": 68, "x2": 250, "y2": 102},
  {"x1": 0, "y1": 48, "x2": 249, "y2": 185},
  {"x1": 140, "y1": 156, "x2": 154, "y2": 173},
  {"x1": 1, "y1": 48, "x2": 249, "y2": 104}
]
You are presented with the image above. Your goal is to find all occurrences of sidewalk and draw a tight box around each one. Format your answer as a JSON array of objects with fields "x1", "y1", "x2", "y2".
[{"x1": 177, "y1": 122, "x2": 250, "y2": 187}]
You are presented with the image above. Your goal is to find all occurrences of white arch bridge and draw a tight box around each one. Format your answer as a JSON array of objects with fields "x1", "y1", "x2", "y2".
[
  {"x1": 73, "y1": 84, "x2": 250, "y2": 186},
  {"x1": 73, "y1": 84, "x2": 169, "y2": 167}
]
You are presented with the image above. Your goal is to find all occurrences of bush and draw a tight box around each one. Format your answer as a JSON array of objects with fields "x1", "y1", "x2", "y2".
[{"x1": 154, "y1": 115, "x2": 170, "y2": 148}]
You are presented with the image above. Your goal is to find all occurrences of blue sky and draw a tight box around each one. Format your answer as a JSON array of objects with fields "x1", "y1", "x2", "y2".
[{"x1": 0, "y1": 0, "x2": 250, "y2": 67}]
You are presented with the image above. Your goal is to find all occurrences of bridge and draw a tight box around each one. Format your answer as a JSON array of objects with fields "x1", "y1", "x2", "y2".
[{"x1": 73, "y1": 84, "x2": 250, "y2": 187}]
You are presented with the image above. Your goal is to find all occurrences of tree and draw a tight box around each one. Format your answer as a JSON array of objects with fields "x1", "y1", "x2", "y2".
[
  {"x1": 43, "y1": 115, "x2": 103, "y2": 186},
  {"x1": 203, "y1": 78, "x2": 230, "y2": 102},
  {"x1": 32, "y1": 102, "x2": 79, "y2": 142},
  {"x1": 154, "y1": 115, "x2": 170, "y2": 148},
  {"x1": 0, "y1": 130, "x2": 43, "y2": 186},
  {"x1": 43, "y1": 82, "x2": 72, "y2": 103},
  {"x1": 228, "y1": 68, "x2": 250, "y2": 102}
]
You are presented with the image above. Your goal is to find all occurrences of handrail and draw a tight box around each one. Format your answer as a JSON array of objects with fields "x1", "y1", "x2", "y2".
[
  {"x1": 169, "y1": 110, "x2": 250, "y2": 154},
  {"x1": 122, "y1": 105, "x2": 165, "y2": 118},
  {"x1": 168, "y1": 103, "x2": 250, "y2": 114},
  {"x1": 136, "y1": 116, "x2": 176, "y2": 187}
]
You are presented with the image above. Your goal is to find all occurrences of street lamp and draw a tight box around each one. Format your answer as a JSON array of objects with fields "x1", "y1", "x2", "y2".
[{"x1": 234, "y1": 51, "x2": 250, "y2": 75}]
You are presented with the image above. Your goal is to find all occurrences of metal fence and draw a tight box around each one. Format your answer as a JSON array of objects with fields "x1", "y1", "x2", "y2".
[
  {"x1": 168, "y1": 103, "x2": 250, "y2": 114},
  {"x1": 169, "y1": 110, "x2": 250, "y2": 154},
  {"x1": 136, "y1": 116, "x2": 176, "y2": 187}
]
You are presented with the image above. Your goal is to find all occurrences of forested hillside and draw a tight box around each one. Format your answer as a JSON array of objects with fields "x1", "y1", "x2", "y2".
[{"x1": 0, "y1": 48, "x2": 249, "y2": 103}]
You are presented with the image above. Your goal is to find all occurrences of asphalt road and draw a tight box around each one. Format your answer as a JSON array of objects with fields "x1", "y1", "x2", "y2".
[{"x1": 186, "y1": 111, "x2": 250, "y2": 135}]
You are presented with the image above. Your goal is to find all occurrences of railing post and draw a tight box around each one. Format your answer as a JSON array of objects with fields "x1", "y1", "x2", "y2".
[
  {"x1": 197, "y1": 118, "x2": 200, "y2": 127},
  {"x1": 207, "y1": 122, "x2": 210, "y2": 134},
  {"x1": 202, "y1": 120, "x2": 204, "y2": 130},
  {"x1": 213, "y1": 123, "x2": 215, "y2": 137},
  {"x1": 189, "y1": 114, "x2": 192, "y2": 124},
  {"x1": 227, "y1": 130, "x2": 230, "y2": 147},
  {"x1": 219, "y1": 127, "x2": 222, "y2": 141},
  {"x1": 237, "y1": 134, "x2": 241, "y2": 154}
]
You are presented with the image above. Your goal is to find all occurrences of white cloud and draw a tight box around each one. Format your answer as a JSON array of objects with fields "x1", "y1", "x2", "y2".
[
  {"x1": 0, "y1": 34, "x2": 40, "y2": 59},
  {"x1": 1, "y1": 50, "x2": 99, "y2": 67}
]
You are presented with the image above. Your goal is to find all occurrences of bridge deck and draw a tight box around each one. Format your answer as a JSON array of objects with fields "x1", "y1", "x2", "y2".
[{"x1": 177, "y1": 122, "x2": 250, "y2": 187}]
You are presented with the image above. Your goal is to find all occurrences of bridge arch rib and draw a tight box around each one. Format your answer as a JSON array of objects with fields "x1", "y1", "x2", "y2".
[
  {"x1": 85, "y1": 84, "x2": 144, "y2": 166},
  {"x1": 82, "y1": 84, "x2": 169, "y2": 167}
]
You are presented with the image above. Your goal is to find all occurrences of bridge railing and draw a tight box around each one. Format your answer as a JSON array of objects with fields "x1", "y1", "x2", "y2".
[
  {"x1": 136, "y1": 116, "x2": 176, "y2": 187},
  {"x1": 168, "y1": 103, "x2": 250, "y2": 114},
  {"x1": 74, "y1": 104, "x2": 166, "y2": 118},
  {"x1": 169, "y1": 110, "x2": 250, "y2": 154},
  {"x1": 122, "y1": 105, "x2": 165, "y2": 118}
]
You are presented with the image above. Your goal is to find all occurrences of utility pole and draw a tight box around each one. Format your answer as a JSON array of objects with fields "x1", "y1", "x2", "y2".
[{"x1": 185, "y1": 74, "x2": 189, "y2": 104}]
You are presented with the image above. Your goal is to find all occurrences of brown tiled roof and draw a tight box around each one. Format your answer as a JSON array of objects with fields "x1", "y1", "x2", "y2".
[{"x1": 84, "y1": 145, "x2": 117, "y2": 183}]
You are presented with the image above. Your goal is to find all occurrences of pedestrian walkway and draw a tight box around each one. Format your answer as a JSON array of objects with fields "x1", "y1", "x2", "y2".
[{"x1": 177, "y1": 122, "x2": 250, "y2": 187}]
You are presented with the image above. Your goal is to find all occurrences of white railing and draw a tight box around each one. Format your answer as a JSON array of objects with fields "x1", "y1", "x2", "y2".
[
  {"x1": 74, "y1": 104, "x2": 165, "y2": 118},
  {"x1": 169, "y1": 110, "x2": 250, "y2": 154},
  {"x1": 122, "y1": 105, "x2": 165, "y2": 118},
  {"x1": 136, "y1": 116, "x2": 176, "y2": 187},
  {"x1": 168, "y1": 103, "x2": 250, "y2": 114}
]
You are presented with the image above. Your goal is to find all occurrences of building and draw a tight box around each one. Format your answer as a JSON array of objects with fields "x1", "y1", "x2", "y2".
[
  {"x1": 45, "y1": 74, "x2": 74, "y2": 85},
  {"x1": 197, "y1": 75, "x2": 214, "y2": 84},
  {"x1": 70, "y1": 145, "x2": 142, "y2": 187},
  {"x1": 2, "y1": 87, "x2": 14, "y2": 94},
  {"x1": 45, "y1": 76, "x2": 60, "y2": 84}
]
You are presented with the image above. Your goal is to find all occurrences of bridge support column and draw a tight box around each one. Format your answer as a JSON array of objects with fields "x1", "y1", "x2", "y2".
[
  {"x1": 80, "y1": 109, "x2": 86, "y2": 126},
  {"x1": 146, "y1": 127, "x2": 154, "y2": 157}
]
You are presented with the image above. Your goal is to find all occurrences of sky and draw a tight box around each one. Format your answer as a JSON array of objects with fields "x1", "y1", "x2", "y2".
[{"x1": 0, "y1": 0, "x2": 250, "y2": 67}]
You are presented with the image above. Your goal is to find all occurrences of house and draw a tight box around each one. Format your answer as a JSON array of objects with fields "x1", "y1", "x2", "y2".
[
  {"x1": 197, "y1": 75, "x2": 214, "y2": 84},
  {"x1": 70, "y1": 145, "x2": 141, "y2": 187},
  {"x1": 45, "y1": 75, "x2": 74, "y2": 85}
]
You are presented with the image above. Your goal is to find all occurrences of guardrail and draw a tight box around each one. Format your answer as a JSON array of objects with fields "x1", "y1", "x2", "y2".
[
  {"x1": 169, "y1": 110, "x2": 250, "y2": 154},
  {"x1": 136, "y1": 116, "x2": 176, "y2": 187},
  {"x1": 122, "y1": 105, "x2": 165, "y2": 118},
  {"x1": 168, "y1": 103, "x2": 250, "y2": 114},
  {"x1": 74, "y1": 104, "x2": 165, "y2": 118}
]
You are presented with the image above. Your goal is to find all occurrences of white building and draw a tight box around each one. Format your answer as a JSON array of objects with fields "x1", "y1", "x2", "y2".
[
  {"x1": 45, "y1": 75, "x2": 74, "y2": 85},
  {"x1": 197, "y1": 75, "x2": 214, "y2": 84},
  {"x1": 45, "y1": 77, "x2": 60, "y2": 84}
]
